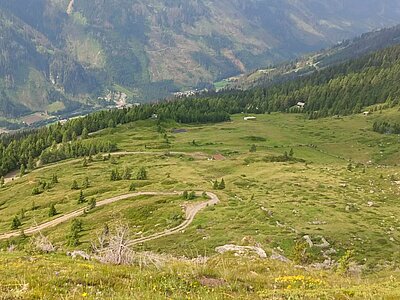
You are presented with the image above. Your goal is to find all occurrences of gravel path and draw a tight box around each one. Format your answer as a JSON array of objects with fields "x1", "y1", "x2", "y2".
[{"x1": 0, "y1": 191, "x2": 219, "y2": 242}]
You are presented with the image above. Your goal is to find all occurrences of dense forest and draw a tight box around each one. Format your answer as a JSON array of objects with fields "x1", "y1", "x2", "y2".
[
  {"x1": 1, "y1": 43, "x2": 400, "y2": 177},
  {"x1": 217, "y1": 44, "x2": 400, "y2": 118}
]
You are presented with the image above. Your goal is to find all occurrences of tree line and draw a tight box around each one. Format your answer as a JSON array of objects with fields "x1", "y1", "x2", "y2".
[
  {"x1": 2, "y1": 44, "x2": 400, "y2": 177},
  {"x1": 0, "y1": 98, "x2": 230, "y2": 177},
  {"x1": 373, "y1": 120, "x2": 400, "y2": 134}
]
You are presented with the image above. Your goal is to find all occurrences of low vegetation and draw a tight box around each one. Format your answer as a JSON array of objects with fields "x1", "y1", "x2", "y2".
[{"x1": 0, "y1": 106, "x2": 398, "y2": 297}]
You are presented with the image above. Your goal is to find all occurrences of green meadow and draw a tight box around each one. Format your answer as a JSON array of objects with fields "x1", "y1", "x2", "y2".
[{"x1": 0, "y1": 109, "x2": 399, "y2": 298}]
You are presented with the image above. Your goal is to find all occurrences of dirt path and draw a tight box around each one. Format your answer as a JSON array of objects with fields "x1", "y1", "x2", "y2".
[
  {"x1": 4, "y1": 151, "x2": 207, "y2": 184},
  {"x1": 0, "y1": 191, "x2": 219, "y2": 241},
  {"x1": 128, "y1": 191, "x2": 219, "y2": 246}
]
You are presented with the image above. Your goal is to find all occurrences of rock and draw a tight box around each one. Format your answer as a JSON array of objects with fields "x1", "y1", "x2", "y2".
[
  {"x1": 261, "y1": 207, "x2": 273, "y2": 217},
  {"x1": 367, "y1": 201, "x2": 374, "y2": 207},
  {"x1": 215, "y1": 244, "x2": 267, "y2": 258},
  {"x1": 308, "y1": 220, "x2": 327, "y2": 225},
  {"x1": 67, "y1": 250, "x2": 91, "y2": 260},
  {"x1": 303, "y1": 235, "x2": 330, "y2": 248},
  {"x1": 311, "y1": 258, "x2": 337, "y2": 270},
  {"x1": 270, "y1": 250, "x2": 291, "y2": 263},
  {"x1": 199, "y1": 277, "x2": 226, "y2": 287},
  {"x1": 303, "y1": 235, "x2": 314, "y2": 247},
  {"x1": 315, "y1": 236, "x2": 330, "y2": 249}
]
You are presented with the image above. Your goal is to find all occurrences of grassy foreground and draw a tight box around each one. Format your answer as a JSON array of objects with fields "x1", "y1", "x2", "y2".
[{"x1": 0, "y1": 252, "x2": 399, "y2": 299}]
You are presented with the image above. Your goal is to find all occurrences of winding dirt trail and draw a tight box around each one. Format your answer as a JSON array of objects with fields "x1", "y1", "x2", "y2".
[{"x1": 0, "y1": 191, "x2": 219, "y2": 242}]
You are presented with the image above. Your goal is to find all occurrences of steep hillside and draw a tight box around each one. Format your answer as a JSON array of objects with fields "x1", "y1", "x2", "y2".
[
  {"x1": 231, "y1": 24, "x2": 400, "y2": 89},
  {"x1": 2, "y1": 0, "x2": 400, "y2": 117}
]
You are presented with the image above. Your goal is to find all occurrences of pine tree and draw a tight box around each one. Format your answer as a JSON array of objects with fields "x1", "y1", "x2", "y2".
[
  {"x1": 122, "y1": 166, "x2": 132, "y2": 180},
  {"x1": 32, "y1": 187, "x2": 40, "y2": 195},
  {"x1": 111, "y1": 169, "x2": 121, "y2": 181},
  {"x1": 88, "y1": 198, "x2": 96, "y2": 210},
  {"x1": 250, "y1": 144, "x2": 257, "y2": 152},
  {"x1": 136, "y1": 167, "x2": 148, "y2": 180},
  {"x1": 66, "y1": 219, "x2": 82, "y2": 246},
  {"x1": 218, "y1": 178, "x2": 226, "y2": 190},
  {"x1": 213, "y1": 180, "x2": 219, "y2": 189},
  {"x1": 20, "y1": 164, "x2": 26, "y2": 178},
  {"x1": 82, "y1": 157, "x2": 88, "y2": 167},
  {"x1": 27, "y1": 156, "x2": 34, "y2": 171},
  {"x1": 0, "y1": 176, "x2": 4, "y2": 188},
  {"x1": 48, "y1": 204, "x2": 57, "y2": 217},
  {"x1": 188, "y1": 191, "x2": 196, "y2": 200},
  {"x1": 182, "y1": 190, "x2": 189, "y2": 199},
  {"x1": 82, "y1": 127, "x2": 89, "y2": 139},
  {"x1": 108, "y1": 119, "x2": 115, "y2": 128},
  {"x1": 129, "y1": 182, "x2": 136, "y2": 191},
  {"x1": 71, "y1": 180, "x2": 79, "y2": 190},
  {"x1": 289, "y1": 148, "x2": 294, "y2": 157},
  {"x1": 78, "y1": 190, "x2": 86, "y2": 204},
  {"x1": 51, "y1": 174, "x2": 59, "y2": 184},
  {"x1": 11, "y1": 216, "x2": 21, "y2": 230},
  {"x1": 82, "y1": 177, "x2": 90, "y2": 189}
]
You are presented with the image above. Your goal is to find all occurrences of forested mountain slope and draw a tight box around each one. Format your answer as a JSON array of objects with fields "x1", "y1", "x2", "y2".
[
  {"x1": 1, "y1": 42, "x2": 400, "y2": 176},
  {"x1": 232, "y1": 24, "x2": 400, "y2": 89},
  {"x1": 216, "y1": 44, "x2": 400, "y2": 118},
  {"x1": 1, "y1": 0, "x2": 400, "y2": 117}
]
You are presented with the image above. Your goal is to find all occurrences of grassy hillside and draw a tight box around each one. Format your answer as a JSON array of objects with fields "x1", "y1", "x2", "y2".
[{"x1": 0, "y1": 107, "x2": 399, "y2": 299}]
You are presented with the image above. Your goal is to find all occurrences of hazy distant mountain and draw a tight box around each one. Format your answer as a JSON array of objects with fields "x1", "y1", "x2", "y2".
[
  {"x1": 230, "y1": 24, "x2": 400, "y2": 90},
  {"x1": 1, "y1": 0, "x2": 400, "y2": 117}
]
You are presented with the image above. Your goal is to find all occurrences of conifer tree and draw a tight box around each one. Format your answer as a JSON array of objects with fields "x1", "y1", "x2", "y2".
[
  {"x1": 219, "y1": 178, "x2": 226, "y2": 190},
  {"x1": 136, "y1": 167, "x2": 148, "y2": 180},
  {"x1": 51, "y1": 174, "x2": 59, "y2": 184},
  {"x1": 11, "y1": 216, "x2": 21, "y2": 230},
  {"x1": 82, "y1": 127, "x2": 89, "y2": 139},
  {"x1": 88, "y1": 198, "x2": 96, "y2": 210},
  {"x1": 129, "y1": 183, "x2": 136, "y2": 191},
  {"x1": 20, "y1": 164, "x2": 26, "y2": 178},
  {"x1": 82, "y1": 157, "x2": 88, "y2": 167},
  {"x1": 78, "y1": 190, "x2": 86, "y2": 204},
  {"x1": 49, "y1": 203, "x2": 57, "y2": 217},
  {"x1": 82, "y1": 177, "x2": 90, "y2": 189},
  {"x1": 71, "y1": 180, "x2": 79, "y2": 190},
  {"x1": 213, "y1": 180, "x2": 219, "y2": 189},
  {"x1": 27, "y1": 156, "x2": 34, "y2": 171}
]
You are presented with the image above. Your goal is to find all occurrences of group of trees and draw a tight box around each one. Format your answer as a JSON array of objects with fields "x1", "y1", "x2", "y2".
[
  {"x1": 373, "y1": 120, "x2": 400, "y2": 134},
  {"x1": 32, "y1": 174, "x2": 59, "y2": 196},
  {"x1": 182, "y1": 190, "x2": 196, "y2": 200},
  {"x1": 213, "y1": 179, "x2": 225, "y2": 190},
  {"x1": 110, "y1": 166, "x2": 147, "y2": 181}
]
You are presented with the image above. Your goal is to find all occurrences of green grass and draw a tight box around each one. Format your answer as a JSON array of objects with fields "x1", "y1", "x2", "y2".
[
  {"x1": 0, "y1": 252, "x2": 399, "y2": 299},
  {"x1": 1, "y1": 109, "x2": 400, "y2": 298}
]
